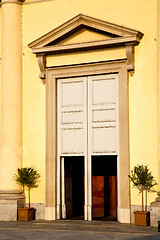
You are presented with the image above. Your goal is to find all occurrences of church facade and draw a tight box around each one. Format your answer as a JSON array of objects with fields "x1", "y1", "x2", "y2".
[{"x1": 0, "y1": 0, "x2": 159, "y2": 225}]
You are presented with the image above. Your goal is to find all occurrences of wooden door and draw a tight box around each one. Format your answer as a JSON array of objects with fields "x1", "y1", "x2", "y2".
[
  {"x1": 92, "y1": 176, "x2": 104, "y2": 218},
  {"x1": 110, "y1": 176, "x2": 117, "y2": 217},
  {"x1": 65, "y1": 160, "x2": 73, "y2": 219},
  {"x1": 93, "y1": 175, "x2": 117, "y2": 218}
]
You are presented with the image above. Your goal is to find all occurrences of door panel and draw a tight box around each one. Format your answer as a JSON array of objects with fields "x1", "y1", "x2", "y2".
[
  {"x1": 88, "y1": 75, "x2": 118, "y2": 155},
  {"x1": 57, "y1": 77, "x2": 87, "y2": 156},
  {"x1": 58, "y1": 74, "x2": 118, "y2": 156}
]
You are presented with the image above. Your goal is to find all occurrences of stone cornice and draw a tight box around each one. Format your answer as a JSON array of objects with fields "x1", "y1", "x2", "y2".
[
  {"x1": 32, "y1": 36, "x2": 140, "y2": 55},
  {"x1": 29, "y1": 14, "x2": 143, "y2": 49}
]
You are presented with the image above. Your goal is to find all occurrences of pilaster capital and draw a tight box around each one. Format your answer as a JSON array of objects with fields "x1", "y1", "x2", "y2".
[{"x1": 1, "y1": 0, "x2": 22, "y2": 5}]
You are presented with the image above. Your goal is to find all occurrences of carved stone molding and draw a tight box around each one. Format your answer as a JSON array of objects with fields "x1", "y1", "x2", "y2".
[
  {"x1": 0, "y1": 190, "x2": 24, "y2": 207},
  {"x1": 37, "y1": 54, "x2": 46, "y2": 84},
  {"x1": 125, "y1": 44, "x2": 135, "y2": 76}
]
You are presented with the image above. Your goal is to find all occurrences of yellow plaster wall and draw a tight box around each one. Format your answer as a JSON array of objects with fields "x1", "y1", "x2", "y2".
[
  {"x1": 22, "y1": 47, "x2": 46, "y2": 203},
  {"x1": 22, "y1": 0, "x2": 158, "y2": 206},
  {"x1": 47, "y1": 48, "x2": 126, "y2": 67},
  {"x1": 0, "y1": 9, "x2": 2, "y2": 157},
  {"x1": 0, "y1": 6, "x2": 1, "y2": 161},
  {"x1": 0, "y1": 8, "x2": 2, "y2": 56}
]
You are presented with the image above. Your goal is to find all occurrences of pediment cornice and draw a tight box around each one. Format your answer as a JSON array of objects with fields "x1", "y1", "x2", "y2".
[{"x1": 28, "y1": 14, "x2": 143, "y2": 83}]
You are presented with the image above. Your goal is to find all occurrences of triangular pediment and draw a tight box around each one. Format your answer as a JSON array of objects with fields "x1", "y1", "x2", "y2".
[
  {"x1": 53, "y1": 28, "x2": 114, "y2": 46},
  {"x1": 29, "y1": 14, "x2": 143, "y2": 54},
  {"x1": 30, "y1": 14, "x2": 143, "y2": 82}
]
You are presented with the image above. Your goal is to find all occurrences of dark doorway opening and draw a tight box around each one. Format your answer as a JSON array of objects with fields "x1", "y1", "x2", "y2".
[
  {"x1": 92, "y1": 155, "x2": 117, "y2": 221},
  {"x1": 64, "y1": 156, "x2": 84, "y2": 219}
]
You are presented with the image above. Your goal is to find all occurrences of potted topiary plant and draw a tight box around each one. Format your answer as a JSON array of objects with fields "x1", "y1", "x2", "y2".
[
  {"x1": 128, "y1": 164, "x2": 157, "y2": 226},
  {"x1": 14, "y1": 167, "x2": 40, "y2": 221}
]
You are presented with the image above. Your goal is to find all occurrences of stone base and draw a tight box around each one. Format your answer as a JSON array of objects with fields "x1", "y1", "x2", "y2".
[
  {"x1": 150, "y1": 191, "x2": 160, "y2": 227},
  {"x1": 117, "y1": 207, "x2": 130, "y2": 223},
  {"x1": 0, "y1": 190, "x2": 24, "y2": 221},
  {"x1": 45, "y1": 206, "x2": 56, "y2": 220},
  {"x1": 150, "y1": 206, "x2": 160, "y2": 227}
]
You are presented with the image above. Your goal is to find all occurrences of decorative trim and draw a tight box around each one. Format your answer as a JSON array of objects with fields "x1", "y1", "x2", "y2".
[
  {"x1": 37, "y1": 54, "x2": 46, "y2": 84},
  {"x1": 125, "y1": 44, "x2": 135, "y2": 76}
]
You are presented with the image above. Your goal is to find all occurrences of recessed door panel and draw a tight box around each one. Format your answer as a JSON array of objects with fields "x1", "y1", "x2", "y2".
[
  {"x1": 88, "y1": 74, "x2": 118, "y2": 155},
  {"x1": 58, "y1": 77, "x2": 87, "y2": 156},
  {"x1": 92, "y1": 77, "x2": 116, "y2": 104}
]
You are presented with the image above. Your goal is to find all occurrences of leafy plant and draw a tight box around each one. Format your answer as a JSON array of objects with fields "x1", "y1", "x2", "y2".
[
  {"x1": 14, "y1": 167, "x2": 41, "y2": 207},
  {"x1": 128, "y1": 165, "x2": 157, "y2": 211}
]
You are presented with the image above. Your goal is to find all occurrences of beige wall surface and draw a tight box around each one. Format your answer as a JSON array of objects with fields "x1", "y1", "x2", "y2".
[{"x1": 21, "y1": 0, "x2": 157, "y2": 206}]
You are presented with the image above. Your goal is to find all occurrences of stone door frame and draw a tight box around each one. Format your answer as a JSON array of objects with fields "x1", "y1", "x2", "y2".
[{"x1": 45, "y1": 60, "x2": 130, "y2": 223}]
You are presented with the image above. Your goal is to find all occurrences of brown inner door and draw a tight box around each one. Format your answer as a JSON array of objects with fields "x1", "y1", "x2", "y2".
[
  {"x1": 92, "y1": 156, "x2": 117, "y2": 219},
  {"x1": 92, "y1": 176, "x2": 104, "y2": 217},
  {"x1": 109, "y1": 175, "x2": 117, "y2": 217},
  {"x1": 64, "y1": 156, "x2": 84, "y2": 219}
]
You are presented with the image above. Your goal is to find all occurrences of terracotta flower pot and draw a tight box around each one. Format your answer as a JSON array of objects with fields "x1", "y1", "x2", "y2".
[
  {"x1": 17, "y1": 207, "x2": 34, "y2": 221},
  {"x1": 134, "y1": 211, "x2": 150, "y2": 226}
]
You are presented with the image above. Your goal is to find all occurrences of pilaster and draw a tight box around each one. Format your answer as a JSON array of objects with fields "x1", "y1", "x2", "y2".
[{"x1": 0, "y1": 0, "x2": 23, "y2": 220}]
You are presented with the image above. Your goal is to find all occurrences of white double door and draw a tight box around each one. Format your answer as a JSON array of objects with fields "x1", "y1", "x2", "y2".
[{"x1": 57, "y1": 74, "x2": 119, "y2": 220}]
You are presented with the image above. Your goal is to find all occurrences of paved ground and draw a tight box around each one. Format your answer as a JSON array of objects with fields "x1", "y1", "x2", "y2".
[{"x1": 0, "y1": 220, "x2": 159, "y2": 240}]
